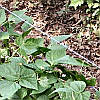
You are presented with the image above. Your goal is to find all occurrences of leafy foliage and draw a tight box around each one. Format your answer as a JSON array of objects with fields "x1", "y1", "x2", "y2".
[
  {"x1": 8, "y1": 10, "x2": 33, "y2": 31},
  {"x1": 50, "y1": 80, "x2": 90, "y2": 100},
  {"x1": 95, "y1": 88, "x2": 100, "y2": 100},
  {"x1": 0, "y1": 6, "x2": 97, "y2": 100},
  {"x1": 70, "y1": 0, "x2": 100, "y2": 18},
  {"x1": 0, "y1": 30, "x2": 93, "y2": 100},
  {"x1": 0, "y1": 9, "x2": 6, "y2": 25},
  {"x1": 0, "y1": 32, "x2": 9, "y2": 40},
  {"x1": 70, "y1": 0, "x2": 84, "y2": 9},
  {"x1": 0, "y1": 80, "x2": 21, "y2": 98}
]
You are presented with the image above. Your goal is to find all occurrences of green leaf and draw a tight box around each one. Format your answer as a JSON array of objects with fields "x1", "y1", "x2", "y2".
[
  {"x1": 95, "y1": 90, "x2": 100, "y2": 99},
  {"x1": 46, "y1": 45, "x2": 66, "y2": 65},
  {"x1": 46, "y1": 46, "x2": 89, "y2": 66},
  {"x1": 70, "y1": 0, "x2": 84, "y2": 9},
  {"x1": 0, "y1": 48, "x2": 8, "y2": 57},
  {"x1": 0, "y1": 32, "x2": 9, "y2": 40},
  {"x1": 31, "y1": 83, "x2": 51, "y2": 95},
  {"x1": 0, "y1": 80, "x2": 21, "y2": 98},
  {"x1": 51, "y1": 88, "x2": 69, "y2": 94},
  {"x1": 58, "y1": 55, "x2": 89, "y2": 67},
  {"x1": 19, "y1": 67, "x2": 38, "y2": 90},
  {"x1": 87, "y1": 0, "x2": 93, "y2": 8},
  {"x1": 65, "y1": 92, "x2": 74, "y2": 100},
  {"x1": 70, "y1": 81, "x2": 86, "y2": 93},
  {"x1": 16, "y1": 37, "x2": 44, "y2": 56},
  {"x1": 72, "y1": 91, "x2": 90, "y2": 100},
  {"x1": 51, "y1": 34, "x2": 72, "y2": 44},
  {"x1": 72, "y1": 92, "x2": 90, "y2": 100},
  {"x1": 37, "y1": 95, "x2": 49, "y2": 100},
  {"x1": 22, "y1": 28, "x2": 33, "y2": 38},
  {"x1": 21, "y1": 16, "x2": 33, "y2": 31},
  {"x1": 47, "y1": 74, "x2": 58, "y2": 84},
  {"x1": 15, "y1": 36, "x2": 24, "y2": 46},
  {"x1": 32, "y1": 47, "x2": 50, "y2": 56},
  {"x1": 48, "y1": 43, "x2": 65, "y2": 50},
  {"x1": 39, "y1": 74, "x2": 57, "y2": 88},
  {"x1": 0, "y1": 9, "x2": 6, "y2": 25},
  {"x1": 24, "y1": 63, "x2": 38, "y2": 70},
  {"x1": 8, "y1": 10, "x2": 33, "y2": 31},
  {"x1": 49, "y1": 81, "x2": 65, "y2": 97},
  {"x1": 39, "y1": 76, "x2": 49, "y2": 87},
  {"x1": 18, "y1": 48, "x2": 28, "y2": 58},
  {"x1": 9, "y1": 88, "x2": 27, "y2": 100},
  {"x1": 23, "y1": 96, "x2": 32, "y2": 100},
  {"x1": 65, "y1": 79, "x2": 73, "y2": 87},
  {"x1": 0, "y1": 63, "x2": 21, "y2": 81},
  {"x1": 54, "y1": 81, "x2": 64, "y2": 89},
  {"x1": 8, "y1": 10, "x2": 26, "y2": 24},
  {"x1": 8, "y1": 94, "x2": 21, "y2": 100},
  {"x1": 0, "y1": 59, "x2": 38, "y2": 90},
  {"x1": 82, "y1": 91, "x2": 90, "y2": 100},
  {"x1": 72, "y1": 92, "x2": 83, "y2": 100},
  {"x1": 47, "y1": 43, "x2": 89, "y2": 66},
  {"x1": 20, "y1": 38, "x2": 44, "y2": 55},
  {"x1": 93, "y1": 3, "x2": 99, "y2": 8},
  {"x1": 86, "y1": 78, "x2": 96, "y2": 86},
  {"x1": 53, "y1": 81, "x2": 90, "y2": 100},
  {"x1": 95, "y1": 0, "x2": 99, "y2": 2},
  {"x1": 16, "y1": 88, "x2": 27, "y2": 99},
  {"x1": 92, "y1": 8, "x2": 100, "y2": 17},
  {"x1": 7, "y1": 23, "x2": 20, "y2": 36},
  {"x1": 0, "y1": 97, "x2": 7, "y2": 100},
  {"x1": 35, "y1": 59, "x2": 51, "y2": 71},
  {"x1": 9, "y1": 57, "x2": 26, "y2": 64}
]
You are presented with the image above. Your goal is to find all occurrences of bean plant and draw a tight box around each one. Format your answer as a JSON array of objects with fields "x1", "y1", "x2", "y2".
[{"x1": 0, "y1": 7, "x2": 96, "y2": 100}]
